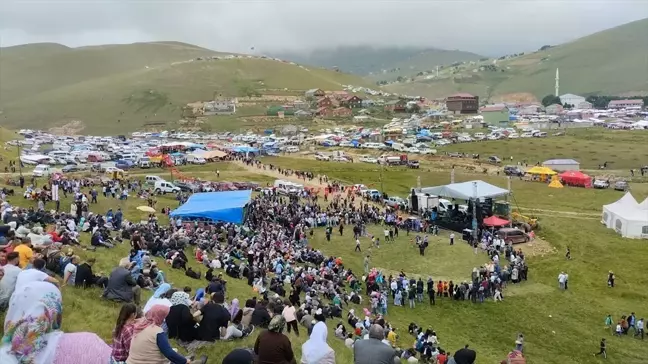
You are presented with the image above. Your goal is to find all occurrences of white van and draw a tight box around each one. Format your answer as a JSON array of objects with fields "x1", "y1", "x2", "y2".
[
  {"x1": 186, "y1": 155, "x2": 206, "y2": 164},
  {"x1": 138, "y1": 157, "x2": 151, "y2": 168},
  {"x1": 145, "y1": 175, "x2": 165, "y2": 185},
  {"x1": 273, "y1": 179, "x2": 303, "y2": 195},
  {"x1": 154, "y1": 180, "x2": 180, "y2": 194},
  {"x1": 33, "y1": 164, "x2": 55, "y2": 177},
  {"x1": 285, "y1": 146, "x2": 300, "y2": 153}
]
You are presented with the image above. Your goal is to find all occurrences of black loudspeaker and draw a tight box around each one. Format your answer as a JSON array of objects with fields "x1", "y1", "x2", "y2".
[
  {"x1": 475, "y1": 201, "x2": 483, "y2": 221},
  {"x1": 410, "y1": 190, "x2": 419, "y2": 212},
  {"x1": 482, "y1": 198, "x2": 493, "y2": 216}
]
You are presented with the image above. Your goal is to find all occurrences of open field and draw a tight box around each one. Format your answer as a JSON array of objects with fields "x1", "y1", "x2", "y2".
[
  {"x1": 384, "y1": 18, "x2": 648, "y2": 99},
  {"x1": 440, "y1": 129, "x2": 648, "y2": 171},
  {"x1": 0, "y1": 42, "x2": 370, "y2": 134},
  {"x1": 2, "y1": 156, "x2": 648, "y2": 363}
]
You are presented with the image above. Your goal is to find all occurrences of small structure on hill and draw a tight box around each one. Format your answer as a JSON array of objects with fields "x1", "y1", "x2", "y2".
[
  {"x1": 543, "y1": 159, "x2": 580, "y2": 171},
  {"x1": 445, "y1": 93, "x2": 479, "y2": 114}
]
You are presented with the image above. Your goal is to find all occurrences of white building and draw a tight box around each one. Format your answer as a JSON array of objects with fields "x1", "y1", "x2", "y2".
[
  {"x1": 559, "y1": 94, "x2": 586, "y2": 107},
  {"x1": 543, "y1": 159, "x2": 580, "y2": 171}
]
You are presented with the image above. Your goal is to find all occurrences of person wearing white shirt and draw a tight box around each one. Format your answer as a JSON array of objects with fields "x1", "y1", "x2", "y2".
[
  {"x1": 0, "y1": 252, "x2": 21, "y2": 309},
  {"x1": 558, "y1": 272, "x2": 566, "y2": 290}
]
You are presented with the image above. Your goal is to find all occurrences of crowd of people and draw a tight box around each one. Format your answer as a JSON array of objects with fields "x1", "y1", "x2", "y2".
[{"x1": 0, "y1": 163, "x2": 542, "y2": 364}]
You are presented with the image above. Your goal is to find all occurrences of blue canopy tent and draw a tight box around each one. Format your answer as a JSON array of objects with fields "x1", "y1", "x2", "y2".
[
  {"x1": 170, "y1": 190, "x2": 252, "y2": 224},
  {"x1": 232, "y1": 146, "x2": 259, "y2": 154}
]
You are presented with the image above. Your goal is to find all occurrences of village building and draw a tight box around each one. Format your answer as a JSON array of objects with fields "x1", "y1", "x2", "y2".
[
  {"x1": 340, "y1": 95, "x2": 363, "y2": 108},
  {"x1": 445, "y1": 93, "x2": 479, "y2": 114},
  {"x1": 384, "y1": 99, "x2": 407, "y2": 113},
  {"x1": 577, "y1": 101, "x2": 593, "y2": 109},
  {"x1": 292, "y1": 100, "x2": 308, "y2": 110},
  {"x1": 518, "y1": 104, "x2": 543, "y2": 115},
  {"x1": 203, "y1": 98, "x2": 236, "y2": 115},
  {"x1": 305, "y1": 88, "x2": 325, "y2": 98},
  {"x1": 545, "y1": 104, "x2": 564, "y2": 115},
  {"x1": 316, "y1": 97, "x2": 334, "y2": 108},
  {"x1": 480, "y1": 104, "x2": 510, "y2": 125},
  {"x1": 608, "y1": 99, "x2": 644, "y2": 109},
  {"x1": 559, "y1": 93, "x2": 586, "y2": 107}
]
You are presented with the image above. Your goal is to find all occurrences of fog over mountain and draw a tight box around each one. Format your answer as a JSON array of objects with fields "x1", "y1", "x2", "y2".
[{"x1": 1, "y1": 1, "x2": 645, "y2": 56}]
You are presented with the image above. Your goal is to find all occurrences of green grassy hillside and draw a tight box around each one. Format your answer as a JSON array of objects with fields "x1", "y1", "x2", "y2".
[
  {"x1": 0, "y1": 42, "x2": 370, "y2": 134},
  {"x1": 386, "y1": 18, "x2": 648, "y2": 100},
  {"x1": 275, "y1": 46, "x2": 483, "y2": 78}
]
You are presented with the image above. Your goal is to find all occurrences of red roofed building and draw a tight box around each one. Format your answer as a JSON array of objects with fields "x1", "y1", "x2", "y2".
[
  {"x1": 446, "y1": 93, "x2": 479, "y2": 114},
  {"x1": 340, "y1": 95, "x2": 363, "y2": 108},
  {"x1": 316, "y1": 97, "x2": 333, "y2": 108},
  {"x1": 608, "y1": 99, "x2": 644, "y2": 109}
]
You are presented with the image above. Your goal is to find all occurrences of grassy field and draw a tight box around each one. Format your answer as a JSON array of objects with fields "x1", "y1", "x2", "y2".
[
  {"x1": 0, "y1": 42, "x2": 370, "y2": 134},
  {"x1": 3, "y1": 159, "x2": 648, "y2": 364},
  {"x1": 385, "y1": 18, "x2": 648, "y2": 99},
  {"x1": 440, "y1": 129, "x2": 648, "y2": 171}
]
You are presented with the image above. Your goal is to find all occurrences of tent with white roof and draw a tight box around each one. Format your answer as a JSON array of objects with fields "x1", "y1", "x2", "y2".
[{"x1": 601, "y1": 192, "x2": 648, "y2": 239}]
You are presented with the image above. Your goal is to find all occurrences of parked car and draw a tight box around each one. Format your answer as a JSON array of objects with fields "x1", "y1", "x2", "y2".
[
  {"x1": 384, "y1": 196, "x2": 407, "y2": 209},
  {"x1": 154, "y1": 180, "x2": 181, "y2": 194},
  {"x1": 315, "y1": 154, "x2": 330, "y2": 161},
  {"x1": 407, "y1": 160, "x2": 420, "y2": 169},
  {"x1": 593, "y1": 179, "x2": 610, "y2": 189},
  {"x1": 497, "y1": 228, "x2": 529, "y2": 244},
  {"x1": 332, "y1": 156, "x2": 350, "y2": 162},
  {"x1": 503, "y1": 165, "x2": 523, "y2": 176},
  {"x1": 173, "y1": 181, "x2": 200, "y2": 193},
  {"x1": 359, "y1": 156, "x2": 378, "y2": 163},
  {"x1": 613, "y1": 181, "x2": 629, "y2": 191},
  {"x1": 62, "y1": 164, "x2": 79, "y2": 173},
  {"x1": 488, "y1": 156, "x2": 502, "y2": 164}
]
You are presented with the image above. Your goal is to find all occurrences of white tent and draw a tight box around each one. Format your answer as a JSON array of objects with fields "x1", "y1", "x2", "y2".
[
  {"x1": 601, "y1": 192, "x2": 648, "y2": 238},
  {"x1": 419, "y1": 180, "x2": 509, "y2": 201}
]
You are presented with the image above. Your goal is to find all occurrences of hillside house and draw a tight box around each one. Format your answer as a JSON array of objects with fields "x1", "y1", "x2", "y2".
[
  {"x1": 608, "y1": 99, "x2": 644, "y2": 109},
  {"x1": 480, "y1": 105, "x2": 510, "y2": 125},
  {"x1": 203, "y1": 98, "x2": 236, "y2": 115},
  {"x1": 518, "y1": 105, "x2": 543, "y2": 115},
  {"x1": 545, "y1": 104, "x2": 564, "y2": 115},
  {"x1": 577, "y1": 101, "x2": 593, "y2": 109},
  {"x1": 445, "y1": 93, "x2": 479, "y2": 114},
  {"x1": 292, "y1": 100, "x2": 308, "y2": 110},
  {"x1": 294, "y1": 110, "x2": 313, "y2": 120},
  {"x1": 341, "y1": 95, "x2": 363, "y2": 108},
  {"x1": 305, "y1": 89, "x2": 325, "y2": 98},
  {"x1": 559, "y1": 93, "x2": 586, "y2": 107},
  {"x1": 316, "y1": 107, "x2": 352, "y2": 118},
  {"x1": 316, "y1": 97, "x2": 334, "y2": 108},
  {"x1": 328, "y1": 91, "x2": 350, "y2": 100},
  {"x1": 384, "y1": 99, "x2": 407, "y2": 113}
]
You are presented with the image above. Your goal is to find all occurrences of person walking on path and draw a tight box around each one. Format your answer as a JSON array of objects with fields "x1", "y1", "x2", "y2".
[{"x1": 593, "y1": 338, "x2": 607, "y2": 359}]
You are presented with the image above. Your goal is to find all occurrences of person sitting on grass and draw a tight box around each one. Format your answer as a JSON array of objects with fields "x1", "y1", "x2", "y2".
[
  {"x1": 110, "y1": 303, "x2": 139, "y2": 364},
  {"x1": 126, "y1": 304, "x2": 203, "y2": 364},
  {"x1": 103, "y1": 258, "x2": 142, "y2": 306}
]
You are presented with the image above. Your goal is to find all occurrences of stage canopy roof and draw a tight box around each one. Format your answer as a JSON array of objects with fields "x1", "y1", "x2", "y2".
[
  {"x1": 483, "y1": 215, "x2": 510, "y2": 227},
  {"x1": 419, "y1": 180, "x2": 509, "y2": 200},
  {"x1": 526, "y1": 166, "x2": 556, "y2": 175},
  {"x1": 170, "y1": 190, "x2": 252, "y2": 224}
]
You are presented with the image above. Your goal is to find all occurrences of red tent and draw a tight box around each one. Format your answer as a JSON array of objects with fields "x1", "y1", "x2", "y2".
[
  {"x1": 559, "y1": 171, "x2": 592, "y2": 188},
  {"x1": 483, "y1": 215, "x2": 510, "y2": 227}
]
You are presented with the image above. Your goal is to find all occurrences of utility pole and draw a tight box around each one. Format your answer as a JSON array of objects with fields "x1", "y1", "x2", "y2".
[{"x1": 16, "y1": 142, "x2": 22, "y2": 176}]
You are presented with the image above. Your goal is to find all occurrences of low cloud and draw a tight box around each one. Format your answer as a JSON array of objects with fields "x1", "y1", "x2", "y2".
[{"x1": 1, "y1": 0, "x2": 645, "y2": 55}]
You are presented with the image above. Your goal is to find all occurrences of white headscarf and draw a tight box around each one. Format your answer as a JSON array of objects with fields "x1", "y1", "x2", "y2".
[
  {"x1": 301, "y1": 322, "x2": 333, "y2": 364},
  {"x1": 0, "y1": 281, "x2": 63, "y2": 364}
]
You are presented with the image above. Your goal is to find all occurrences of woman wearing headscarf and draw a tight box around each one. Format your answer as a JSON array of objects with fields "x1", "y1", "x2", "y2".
[
  {"x1": 301, "y1": 322, "x2": 335, "y2": 364},
  {"x1": 126, "y1": 305, "x2": 192, "y2": 364},
  {"x1": 254, "y1": 315, "x2": 297, "y2": 364},
  {"x1": 228, "y1": 298, "x2": 240, "y2": 320},
  {"x1": 143, "y1": 283, "x2": 172, "y2": 313},
  {"x1": 0, "y1": 281, "x2": 112, "y2": 364},
  {"x1": 166, "y1": 291, "x2": 198, "y2": 345}
]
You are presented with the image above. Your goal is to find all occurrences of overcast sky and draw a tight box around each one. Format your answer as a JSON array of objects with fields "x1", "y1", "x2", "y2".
[{"x1": 1, "y1": 1, "x2": 646, "y2": 56}]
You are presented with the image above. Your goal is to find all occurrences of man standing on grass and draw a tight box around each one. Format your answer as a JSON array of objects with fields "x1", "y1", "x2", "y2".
[
  {"x1": 355, "y1": 238, "x2": 361, "y2": 252},
  {"x1": 449, "y1": 232, "x2": 454, "y2": 245},
  {"x1": 593, "y1": 338, "x2": 606, "y2": 359},
  {"x1": 363, "y1": 255, "x2": 370, "y2": 275},
  {"x1": 635, "y1": 318, "x2": 644, "y2": 340}
]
